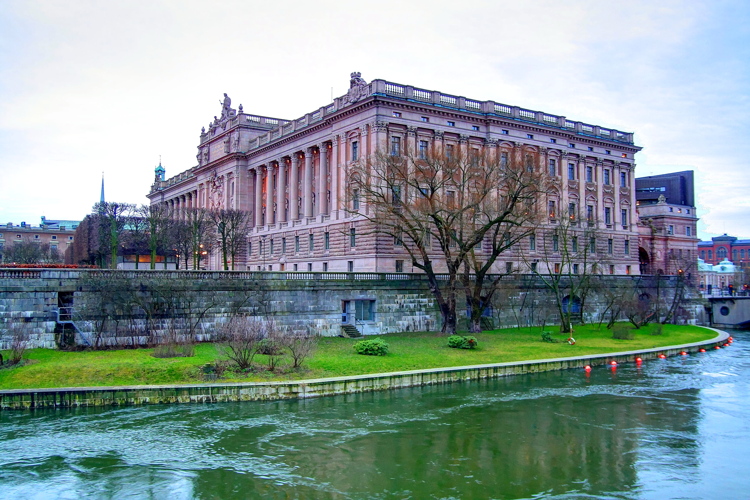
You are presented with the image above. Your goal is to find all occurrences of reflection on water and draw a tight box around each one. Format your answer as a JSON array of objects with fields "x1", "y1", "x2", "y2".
[{"x1": 1, "y1": 332, "x2": 749, "y2": 499}]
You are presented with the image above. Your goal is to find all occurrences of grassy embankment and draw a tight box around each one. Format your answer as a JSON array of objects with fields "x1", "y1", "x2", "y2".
[{"x1": 0, "y1": 323, "x2": 716, "y2": 390}]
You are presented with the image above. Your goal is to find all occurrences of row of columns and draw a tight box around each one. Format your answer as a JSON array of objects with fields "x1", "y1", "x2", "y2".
[{"x1": 251, "y1": 142, "x2": 334, "y2": 228}]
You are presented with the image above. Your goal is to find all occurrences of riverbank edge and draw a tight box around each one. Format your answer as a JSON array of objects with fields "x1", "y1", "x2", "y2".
[{"x1": 0, "y1": 327, "x2": 730, "y2": 410}]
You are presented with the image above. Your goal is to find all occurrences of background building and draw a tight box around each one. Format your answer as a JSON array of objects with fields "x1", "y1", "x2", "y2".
[
  {"x1": 0, "y1": 217, "x2": 78, "y2": 264},
  {"x1": 149, "y1": 73, "x2": 642, "y2": 274},
  {"x1": 635, "y1": 171, "x2": 699, "y2": 275}
]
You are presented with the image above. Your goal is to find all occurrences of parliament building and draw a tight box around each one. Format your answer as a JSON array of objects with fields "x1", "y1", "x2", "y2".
[{"x1": 148, "y1": 73, "x2": 642, "y2": 274}]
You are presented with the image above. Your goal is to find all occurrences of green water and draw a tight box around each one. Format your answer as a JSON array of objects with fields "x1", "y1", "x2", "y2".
[{"x1": 1, "y1": 332, "x2": 749, "y2": 499}]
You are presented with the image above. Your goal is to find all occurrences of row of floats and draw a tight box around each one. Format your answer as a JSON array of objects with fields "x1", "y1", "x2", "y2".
[{"x1": 584, "y1": 336, "x2": 735, "y2": 372}]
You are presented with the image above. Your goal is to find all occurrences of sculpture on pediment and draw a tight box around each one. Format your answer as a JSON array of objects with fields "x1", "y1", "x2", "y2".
[
  {"x1": 220, "y1": 93, "x2": 236, "y2": 121},
  {"x1": 342, "y1": 71, "x2": 369, "y2": 105}
]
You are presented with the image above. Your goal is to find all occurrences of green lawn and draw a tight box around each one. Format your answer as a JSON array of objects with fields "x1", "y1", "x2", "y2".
[{"x1": 0, "y1": 324, "x2": 716, "y2": 390}]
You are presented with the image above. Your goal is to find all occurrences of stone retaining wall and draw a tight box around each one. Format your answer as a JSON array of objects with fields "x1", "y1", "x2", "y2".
[{"x1": 0, "y1": 329, "x2": 728, "y2": 410}]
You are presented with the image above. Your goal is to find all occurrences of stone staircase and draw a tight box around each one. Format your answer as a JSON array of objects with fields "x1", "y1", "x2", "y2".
[{"x1": 340, "y1": 324, "x2": 363, "y2": 338}]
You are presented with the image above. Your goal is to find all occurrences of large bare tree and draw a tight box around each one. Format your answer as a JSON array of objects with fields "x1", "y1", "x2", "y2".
[
  {"x1": 209, "y1": 208, "x2": 251, "y2": 270},
  {"x1": 349, "y1": 141, "x2": 543, "y2": 334}
]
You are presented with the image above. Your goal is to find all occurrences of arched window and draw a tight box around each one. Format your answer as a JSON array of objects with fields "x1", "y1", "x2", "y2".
[{"x1": 717, "y1": 247, "x2": 728, "y2": 260}]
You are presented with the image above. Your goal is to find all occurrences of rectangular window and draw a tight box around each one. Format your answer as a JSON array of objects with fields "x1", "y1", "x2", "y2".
[
  {"x1": 572, "y1": 236, "x2": 578, "y2": 253},
  {"x1": 282, "y1": 238, "x2": 286, "y2": 254},
  {"x1": 605, "y1": 149, "x2": 611, "y2": 155},
  {"x1": 573, "y1": 263, "x2": 579, "y2": 274},
  {"x1": 550, "y1": 138, "x2": 557, "y2": 144},
  {"x1": 527, "y1": 134, "x2": 534, "y2": 139},
  {"x1": 394, "y1": 232, "x2": 403, "y2": 246},
  {"x1": 588, "y1": 146, "x2": 594, "y2": 152},
  {"x1": 501, "y1": 129, "x2": 509, "y2": 135},
  {"x1": 392, "y1": 111, "x2": 401, "y2": 118},
  {"x1": 626, "y1": 265, "x2": 631, "y2": 275},
  {"x1": 51, "y1": 235, "x2": 57, "y2": 240},
  {"x1": 355, "y1": 299, "x2": 375, "y2": 321},
  {"x1": 568, "y1": 163, "x2": 575, "y2": 180},
  {"x1": 295, "y1": 235, "x2": 300, "y2": 252},
  {"x1": 348, "y1": 260, "x2": 354, "y2": 272},
  {"x1": 446, "y1": 144, "x2": 454, "y2": 159},
  {"x1": 620, "y1": 171, "x2": 627, "y2": 186},
  {"x1": 604, "y1": 169, "x2": 611, "y2": 185},
  {"x1": 553, "y1": 234, "x2": 559, "y2": 252},
  {"x1": 472, "y1": 125, "x2": 480, "y2": 131},
  {"x1": 391, "y1": 136, "x2": 401, "y2": 156},
  {"x1": 568, "y1": 202, "x2": 576, "y2": 221},
  {"x1": 350, "y1": 228, "x2": 356, "y2": 247},
  {"x1": 621, "y1": 209, "x2": 628, "y2": 229},
  {"x1": 548, "y1": 159, "x2": 556, "y2": 177},
  {"x1": 323, "y1": 262, "x2": 328, "y2": 272},
  {"x1": 421, "y1": 116, "x2": 429, "y2": 122},
  {"x1": 609, "y1": 265, "x2": 615, "y2": 275},
  {"x1": 506, "y1": 262, "x2": 513, "y2": 273},
  {"x1": 309, "y1": 234, "x2": 314, "y2": 251},
  {"x1": 352, "y1": 189, "x2": 360, "y2": 210},
  {"x1": 569, "y1": 143, "x2": 575, "y2": 148},
  {"x1": 447, "y1": 121, "x2": 455, "y2": 127},
  {"x1": 587, "y1": 205, "x2": 594, "y2": 223},
  {"x1": 447, "y1": 190, "x2": 455, "y2": 207},
  {"x1": 529, "y1": 234, "x2": 536, "y2": 251},
  {"x1": 590, "y1": 237, "x2": 596, "y2": 253},
  {"x1": 531, "y1": 262, "x2": 538, "y2": 272},
  {"x1": 608, "y1": 238, "x2": 613, "y2": 254},
  {"x1": 605, "y1": 207, "x2": 611, "y2": 225},
  {"x1": 686, "y1": 226, "x2": 692, "y2": 236},
  {"x1": 270, "y1": 239, "x2": 274, "y2": 255},
  {"x1": 586, "y1": 166, "x2": 593, "y2": 182},
  {"x1": 324, "y1": 232, "x2": 330, "y2": 250},
  {"x1": 395, "y1": 260, "x2": 404, "y2": 273},
  {"x1": 392, "y1": 185, "x2": 401, "y2": 206},
  {"x1": 668, "y1": 225, "x2": 674, "y2": 235},
  {"x1": 548, "y1": 200, "x2": 556, "y2": 219},
  {"x1": 248, "y1": 242, "x2": 252, "y2": 256},
  {"x1": 419, "y1": 140, "x2": 428, "y2": 159},
  {"x1": 624, "y1": 239, "x2": 630, "y2": 255},
  {"x1": 293, "y1": 263, "x2": 298, "y2": 271},
  {"x1": 351, "y1": 141, "x2": 359, "y2": 161},
  {"x1": 308, "y1": 263, "x2": 313, "y2": 272},
  {"x1": 500, "y1": 152, "x2": 508, "y2": 169}
]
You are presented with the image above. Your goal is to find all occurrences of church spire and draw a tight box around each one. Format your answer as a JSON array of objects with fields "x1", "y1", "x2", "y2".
[{"x1": 100, "y1": 173, "x2": 105, "y2": 203}]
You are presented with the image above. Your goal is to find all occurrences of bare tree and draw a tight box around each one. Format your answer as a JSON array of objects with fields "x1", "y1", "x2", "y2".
[
  {"x1": 138, "y1": 204, "x2": 172, "y2": 269},
  {"x1": 349, "y1": 143, "x2": 542, "y2": 334},
  {"x1": 209, "y1": 208, "x2": 251, "y2": 270},
  {"x1": 525, "y1": 212, "x2": 609, "y2": 333},
  {"x1": 217, "y1": 316, "x2": 266, "y2": 370},
  {"x1": 93, "y1": 202, "x2": 136, "y2": 269}
]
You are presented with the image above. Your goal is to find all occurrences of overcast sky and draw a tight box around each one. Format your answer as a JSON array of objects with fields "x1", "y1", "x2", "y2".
[{"x1": 1, "y1": 0, "x2": 748, "y2": 240}]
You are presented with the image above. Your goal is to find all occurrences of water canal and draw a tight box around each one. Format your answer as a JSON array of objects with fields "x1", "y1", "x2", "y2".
[{"x1": 1, "y1": 331, "x2": 748, "y2": 499}]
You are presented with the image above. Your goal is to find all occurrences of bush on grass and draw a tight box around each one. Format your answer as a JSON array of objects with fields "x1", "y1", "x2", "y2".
[
  {"x1": 353, "y1": 338, "x2": 389, "y2": 356},
  {"x1": 612, "y1": 324, "x2": 635, "y2": 340},
  {"x1": 448, "y1": 335, "x2": 478, "y2": 349},
  {"x1": 540, "y1": 331, "x2": 558, "y2": 343}
]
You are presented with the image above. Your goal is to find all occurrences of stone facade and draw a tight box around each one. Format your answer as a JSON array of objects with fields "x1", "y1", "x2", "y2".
[{"x1": 148, "y1": 73, "x2": 642, "y2": 275}]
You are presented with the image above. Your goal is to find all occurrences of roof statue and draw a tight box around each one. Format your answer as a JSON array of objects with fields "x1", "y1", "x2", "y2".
[{"x1": 343, "y1": 72, "x2": 369, "y2": 106}]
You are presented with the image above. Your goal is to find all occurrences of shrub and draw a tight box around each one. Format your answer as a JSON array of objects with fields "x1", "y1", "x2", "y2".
[
  {"x1": 540, "y1": 331, "x2": 557, "y2": 343},
  {"x1": 1, "y1": 320, "x2": 29, "y2": 367},
  {"x1": 353, "y1": 338, "x2": 389, "y2": 356},
  {"x1": 284, "y1": 328, "x2": 319, "y2": 369},
  {"x1": 612, "y1": 324, "x2": 635, "y2": 340},
  {"x1": 448, "y1": 335, "x2": 478, "y2": 349},
  {"x1": 152, "y1": 343, "x2": 195, "y2": 358},
  {"x1": 217, "y1": 317, "x2": 266, "y2": 370}
]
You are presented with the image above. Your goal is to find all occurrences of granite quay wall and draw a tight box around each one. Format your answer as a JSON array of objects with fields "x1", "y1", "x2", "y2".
[
  {"x1": 0, "y1": 269, "x2": 706, "y2": 349},
  {"x1": 0, "y1": 328, "x2": 729, "y2": 410}
]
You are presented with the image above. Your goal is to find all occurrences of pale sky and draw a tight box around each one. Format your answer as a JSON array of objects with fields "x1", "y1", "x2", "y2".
[{"x1": 1, "y1": 0, "x2": 748, "y2": 240}]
